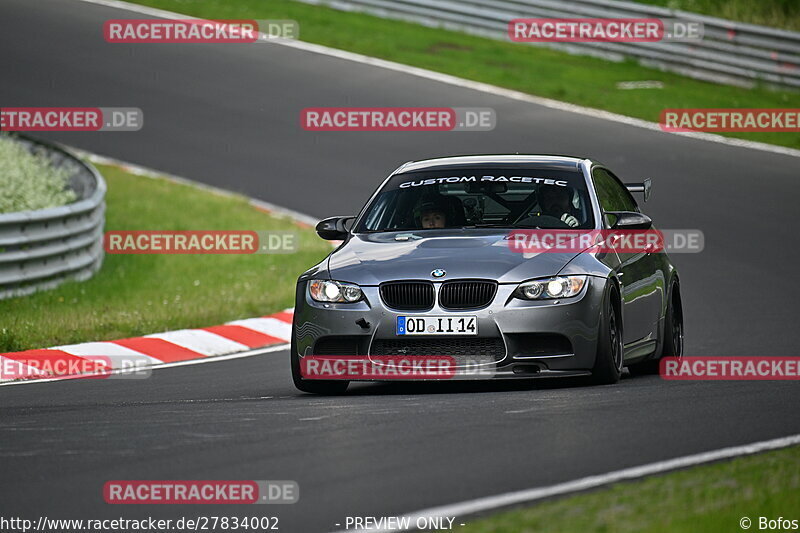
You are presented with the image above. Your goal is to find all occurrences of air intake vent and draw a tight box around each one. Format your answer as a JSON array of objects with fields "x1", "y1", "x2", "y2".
[
  {"x1": 370, "y1": 338, "x2": 506, "y2": 361},
  {"x1": 380, "y1": 281, "x2": 435, "y2": 311},
  {"x1": 314, "y1": 336, "x2": 367, "y2": 356},
  {"x1": 439, "y1": 280, "x2": 497, "y2": 310}
]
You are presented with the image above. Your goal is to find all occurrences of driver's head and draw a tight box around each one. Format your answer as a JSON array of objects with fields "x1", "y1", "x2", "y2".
[
  {"x1": 415, "y1": 200, "x2": 447, "y2": 229},
  {"x1": 539, "y1": 185, "x2": 572, "y2": 214}
]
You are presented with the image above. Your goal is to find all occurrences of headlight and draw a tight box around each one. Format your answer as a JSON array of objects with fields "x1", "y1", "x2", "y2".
[
  {"x1": 515, "y1": 276, "x2": 587, "y2": 300},
  {"x1": 309, "y1": 280, "x2": 363, "y2": 303}
]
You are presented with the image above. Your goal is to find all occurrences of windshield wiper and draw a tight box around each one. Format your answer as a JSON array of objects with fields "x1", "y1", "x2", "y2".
[{"x1": 359, "y1": 229, "x2": 428, "y2": 234}]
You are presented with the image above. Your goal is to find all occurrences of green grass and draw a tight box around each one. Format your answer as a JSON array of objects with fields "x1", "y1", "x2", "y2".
[
  {"x1": 632, "y1": 0, "x2": 800, "y2": 31},
  {"x1": 464, "y1": 445, "x2": 800, "y2": 533},
  {"x1": 0, "y1": 135, "x2": 76, "y2": 213},
  {"x1": 126, "y1": 0, "x2": 800, "y2": 150},
  {"x1": 0, "y1": 164, "x2": 331, "y2": 352}
]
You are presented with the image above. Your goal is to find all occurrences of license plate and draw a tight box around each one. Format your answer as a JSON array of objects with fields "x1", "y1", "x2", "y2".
[{"x1": 397, "y1": 316, "x2": 477, "y2": 336}]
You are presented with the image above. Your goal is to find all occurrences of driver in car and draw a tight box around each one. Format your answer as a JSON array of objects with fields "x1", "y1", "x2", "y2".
[
  {"x1": 534, "y1": 185, "x2": 580, "y2": 227},
  {"x1": 415, "y1": 200, "x2": 447, "y2": 229}
]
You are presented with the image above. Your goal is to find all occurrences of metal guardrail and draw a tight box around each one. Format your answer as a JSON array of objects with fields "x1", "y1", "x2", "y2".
[
  {"x1": 0, "y1": 135, "x2": 106, "y2": 300},
  {"x1": 299, "y1": 0, "x2": 800, "y2": 89}
]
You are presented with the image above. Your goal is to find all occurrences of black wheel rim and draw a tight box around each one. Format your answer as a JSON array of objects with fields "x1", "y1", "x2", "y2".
[{"x1": 609, "y1": 302, "x2": 623, "y2": 371}]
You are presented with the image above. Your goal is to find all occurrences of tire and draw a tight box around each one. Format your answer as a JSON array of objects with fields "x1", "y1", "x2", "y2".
[
  {"x1": 628, "y1": 281, "x2": 683, "y2": 375},
  {"x1": 661, "y1": 282, "x2": 684, "y2": 358},
  {"x1": 589, "y1": 285, "x2": 624, "y2": 385},
  {"x1": 290, "y1": 335, "x2": 349, "y2": 395}
]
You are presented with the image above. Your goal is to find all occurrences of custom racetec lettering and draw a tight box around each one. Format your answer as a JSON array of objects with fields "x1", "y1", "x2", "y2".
[{"x1": 398, "y1": 176, "x2": 569, "y2": 188}]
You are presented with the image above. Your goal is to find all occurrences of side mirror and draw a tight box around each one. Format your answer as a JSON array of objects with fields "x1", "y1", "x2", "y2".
[
  {"x1": 606, "y1": 211, "x2": 653, "y2": 230},
  {"x1": 316, "y1": 216, "x2": 355, "y2": 240},
  {"x1": 625, "y1": 178, "x2": 652, "y2": 202}
]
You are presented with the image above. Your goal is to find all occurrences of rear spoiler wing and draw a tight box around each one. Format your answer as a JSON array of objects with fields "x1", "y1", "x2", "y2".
[{"x1": 625, "y1": 178, "x2": 652, "y2": 202}]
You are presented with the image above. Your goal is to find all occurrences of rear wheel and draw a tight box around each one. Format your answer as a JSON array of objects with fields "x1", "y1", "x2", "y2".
[
  {"x1": 589, "y1": 285, "x2": 624, "y2": 385},
  {"x1": 629, "y1": 281, "x2": 683, "y2": 375},
  {"x1": 662, "y1": 283, "x2": 684, "y2": 358},
  {"x1": 290, "y1": 334, "x2": 349, "y2": 395}
]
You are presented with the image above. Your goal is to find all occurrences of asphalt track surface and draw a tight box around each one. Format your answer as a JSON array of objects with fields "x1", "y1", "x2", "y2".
[{"x1": 1, "y1": 0, "x2": 799, "y2": 531}]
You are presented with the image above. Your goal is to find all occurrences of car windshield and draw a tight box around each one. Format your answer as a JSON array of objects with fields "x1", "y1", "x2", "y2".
[{"x1": 356, "y1": 168, "x2": 594, "y2": 232}]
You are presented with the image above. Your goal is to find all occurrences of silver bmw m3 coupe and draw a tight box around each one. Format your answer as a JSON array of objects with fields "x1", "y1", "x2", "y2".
[{"x1": 291, "y1": 155, "x2": 683, "y2": 394}]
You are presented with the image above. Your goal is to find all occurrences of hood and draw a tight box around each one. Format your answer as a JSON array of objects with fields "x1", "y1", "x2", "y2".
[{"x1": 326, "y1": 230, "x2": 581, "y2": 285}]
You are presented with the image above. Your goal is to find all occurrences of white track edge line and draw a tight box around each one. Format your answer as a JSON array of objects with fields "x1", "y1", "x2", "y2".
[
  {"x1": 333, "y1": 432, "x2": 800, "y2": 533},
  {"x1": 74, "y1": 0, "x2": 800, "y2": 159},
  {"x1": 0, "y1": 343, "x2": 289, "y2": 387}
]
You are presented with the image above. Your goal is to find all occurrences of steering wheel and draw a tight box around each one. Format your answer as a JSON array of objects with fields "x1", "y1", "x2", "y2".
[{"x1": 515, "y1": 214, "x2": 571, "y2": 229}]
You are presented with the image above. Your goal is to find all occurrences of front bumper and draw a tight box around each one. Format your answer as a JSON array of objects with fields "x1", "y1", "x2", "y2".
[{"x1": 292, "y1": 276, "x2": 607, "y2": 380}]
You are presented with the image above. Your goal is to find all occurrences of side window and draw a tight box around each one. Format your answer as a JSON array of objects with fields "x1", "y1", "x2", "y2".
[{"x1": 592, "y1": 168, "x2": 638, "y2": 213}]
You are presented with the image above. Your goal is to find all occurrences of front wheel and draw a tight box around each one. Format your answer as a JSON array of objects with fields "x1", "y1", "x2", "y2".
[
  {"x1": 589, "y1": 285, "x2": 624, "y2": 385},
  {"x1": 290, "y1": 336, "x2": 349, "y2": 395},
  {"x1": 629, "y1": 281, "x2": 683, "y2": 375}
]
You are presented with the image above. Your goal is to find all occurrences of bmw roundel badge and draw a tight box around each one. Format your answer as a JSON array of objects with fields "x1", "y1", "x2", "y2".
[{"x1": 431, "y1": 269, "x2": 446, "y2": 278}]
